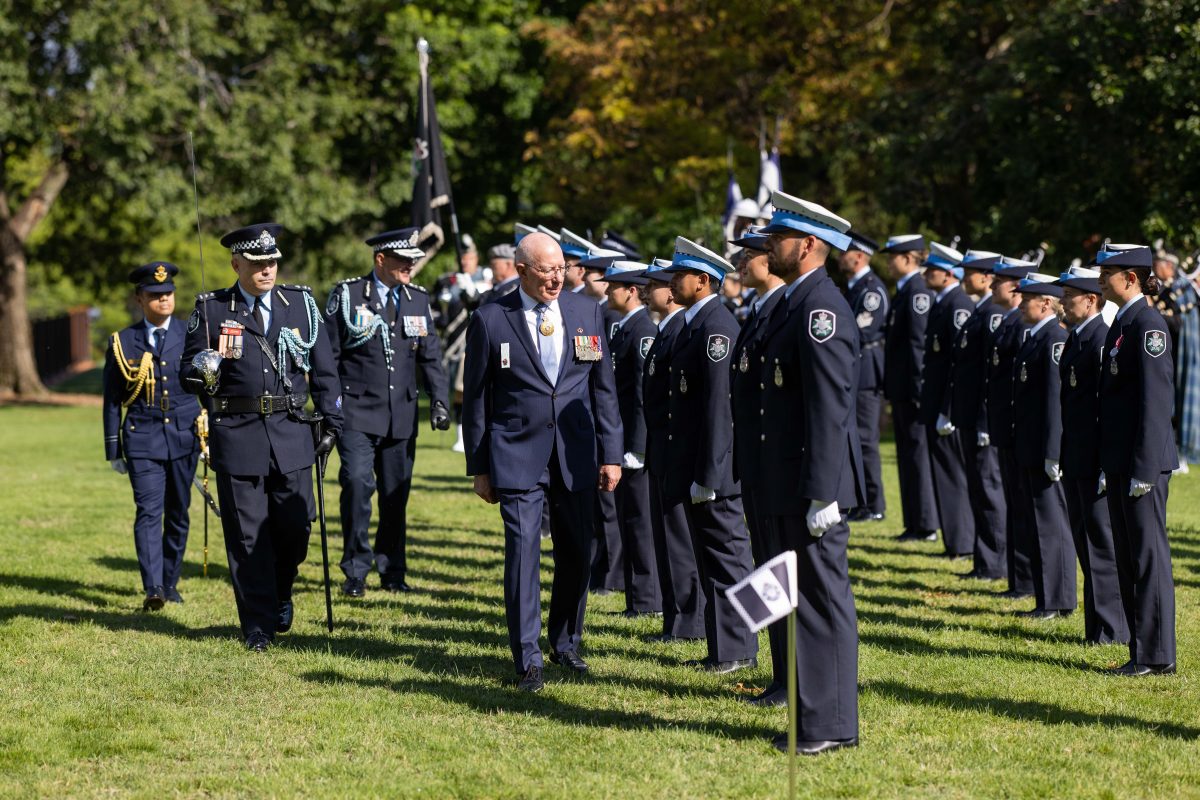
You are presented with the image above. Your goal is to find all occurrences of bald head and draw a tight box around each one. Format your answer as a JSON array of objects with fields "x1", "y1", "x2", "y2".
[
  {"x1": 515, "y1": 232, "x2": 561, "y2": 271},
  {"x1": 515, "y1": 231, "x2": 567, "y2": 302}
]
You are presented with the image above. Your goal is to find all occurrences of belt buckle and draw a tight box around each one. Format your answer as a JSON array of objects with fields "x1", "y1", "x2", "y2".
[{"x1": 260, "y1": 395, "x2": 272, "y2": 416}]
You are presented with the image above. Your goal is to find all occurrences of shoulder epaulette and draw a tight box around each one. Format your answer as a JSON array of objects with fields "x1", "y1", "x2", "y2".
[
  {"x1": 280, "y1": 283, "x2": 313, "y2": 293},
  {"x1": 336, "y1": 275, "x2": 366, "y2": 285},
  {"x1": 409, "y1": 284, "x2": 428, "y2": 294}
]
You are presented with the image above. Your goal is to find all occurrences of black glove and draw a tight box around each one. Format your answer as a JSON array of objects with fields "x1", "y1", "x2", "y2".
[
  {"x1": 431, "y1": 400, "x2": 451, "y2": 431},
  {"x1": 314, "y1": 428, "x2": 337, "y2": 459}
]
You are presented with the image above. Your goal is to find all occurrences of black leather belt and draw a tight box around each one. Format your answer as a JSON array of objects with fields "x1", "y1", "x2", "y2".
[{"x1": 213, "y1": 394, "x2": 307, "y2": 415}]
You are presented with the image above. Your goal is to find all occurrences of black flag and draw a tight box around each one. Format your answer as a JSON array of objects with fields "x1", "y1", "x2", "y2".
[{"x1": 411, "y1": 37, "x2": 459, "y2": 272}]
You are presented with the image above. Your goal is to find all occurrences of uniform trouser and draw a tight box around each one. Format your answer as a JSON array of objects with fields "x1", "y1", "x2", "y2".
[
  {"x1": 999, "y1": 447, "x2": 1035, "y2": 594},
  {"x1": 1019, "y1": 467, "x2": 1077, "y2": 611},
  {"x1": 856, "y1": 389, "x2": 886, "y2": 514},
  {"x1": 683, "y1": 494, "x2": 758, "y2": 663},
  {"x1": 961, "y1": 432, "x2": 1007, "y2": 578},
  {"x1": 497, "y1": 450, "x2": 596, "y2": 673},
  {"x1": 337, "y1": 430, "x2": 416, "y2": 581},
  {"x1": 215, "y1": 465, "x2": 314, "y2": 639},
  {"x1": 1107, "y1": 472, "x2": 1176, "y2": 666},
  {"x1": 649, "y1": 471, "x2": 706, "y2": 638},
  {"x1": 591, "y1": 488, "x2": 625, "y2": 591},
  {"x1": 615, "y1": 467, "x2": 661, "y2": 613},
  {"x1": 892, "y1": 399, "x2": 939, "y2": 532},
  {"x1": 770, "y1": 513, "x2": 858, "y2": 742},
  {"x1": 745, "y1": 488, "x2": 785, "y2": 687},
  {"x1": 1063, "y1": 475, "x2": 1130, "y2": 644},
  {"x1": 127, "y1": 453, "x2": 200, "y2": 592},
  {"x1": 926, "y1": 424, "x2": 975, "y2": 555}
]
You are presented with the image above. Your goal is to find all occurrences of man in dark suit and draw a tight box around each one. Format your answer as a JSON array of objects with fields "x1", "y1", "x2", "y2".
[
  {"x1": 759, "y1": 190, "x2": 865, "y2": 755},
  {"x1": 103, "y1": 261, "x2": 201, "y2": 609},
  {"x1": 839, "y1": 231, "x2": 888, "y2": 522},
  {"x1": 662, "y1": 237, "x2": 758, "y2": 674},
  {"x1": 182, "y1": 223, "x2": 343, "y2": 651},
  {"x1": 880, "y1": 235, "x2": 939, "y2": 542},
  {"x1": 462, "y1": 231, "x2": 623, "y2": 692},
  {"x1": 950, "y1": 251, "x2": 1008, "y2": 581},
  {"x1": 325, "y1": 228, "x2": 451, "y2": 598},
  {"x1": 641, "y1": 258, "x2": 707, "y2": 643},
  {"x1": 1056, "y1": 265, "x2": 1129, "y2": 644},
  {"x1": 603, "y1": 261, "x2": 661, "y2": 616},
  {"x1": 728, "y1": 227, "x2": 787, "y2": 703},
  {"x1": 920, "y1": 242, "x2": 977, "y2": 559}
]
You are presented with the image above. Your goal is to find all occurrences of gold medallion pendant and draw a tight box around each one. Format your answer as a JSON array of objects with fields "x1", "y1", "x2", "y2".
[
  {"x1": 774, "y1": 364, "x2": 783, "y2": 387},
  {"x1": 539, "y1": 320, "x2": 555, "y2": 337}
]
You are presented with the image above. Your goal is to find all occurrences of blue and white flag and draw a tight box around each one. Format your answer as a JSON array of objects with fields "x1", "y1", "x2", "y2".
[{"x1": 726, "y1": 551, "x2": 798, "y2": 632}]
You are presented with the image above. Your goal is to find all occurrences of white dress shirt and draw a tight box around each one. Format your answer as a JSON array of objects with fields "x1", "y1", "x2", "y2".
[{"x1": 519, "y1": 288, "x2": 563, "y2": 382}]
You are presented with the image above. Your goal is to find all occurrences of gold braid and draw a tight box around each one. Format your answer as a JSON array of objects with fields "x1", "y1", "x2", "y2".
[{"x1": 109, "y1": 332, "x2": 156, "y2": 408}]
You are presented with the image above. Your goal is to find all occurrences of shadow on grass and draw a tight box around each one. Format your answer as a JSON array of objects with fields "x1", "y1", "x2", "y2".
[
  {"x1": 861, "y1": 629, "x2": 1088, "y2": 671},
  {"x1": 0, "y1": 602, "x2": 240, "y2": 640},
  {"x1": 867, "y1": 680, "x2": 1200, "y2": 740},
  {"x1": 94, "y1": 555, "x2": 230, "y2": 581}
]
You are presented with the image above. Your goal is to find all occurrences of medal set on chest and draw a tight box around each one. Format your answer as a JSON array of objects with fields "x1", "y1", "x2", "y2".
[
  {"x1": 219, "y1": 321, "x2": 244, "y2": 359},
  {"x1": 574, "y1": 334, "x2": 602, "y2": 362}
]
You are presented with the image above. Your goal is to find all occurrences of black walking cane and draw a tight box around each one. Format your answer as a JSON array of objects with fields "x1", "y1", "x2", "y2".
[{"x1": 315, "y1": 447, "x2": 334, "y2": 633}]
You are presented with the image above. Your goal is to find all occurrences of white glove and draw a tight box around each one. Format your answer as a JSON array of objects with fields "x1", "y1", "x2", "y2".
[
  {"x1": 1129, "y1": 478, "x2": 1153, "y2": 498},
  {"x1": 458, "y1": 271, "x2": 477, "y2": 297},
  {"x1": 622, "y1": 452, "x2": 645, "y2": 470},
  {"x1": 936, "y1": 414, "x2": 955, "y2": 436},
  {"x1": 109, "y1": 459, "x2": 127, "y2": 475},
  {"x1": 977, "y1": 431, "x2": 991, "y2": 447},
  {"x1": 1097, "y1": 472, "x2": 1107, "y2": 495},
  {"x1": 1044, "y1": 459, "x2": 1062, "y2": 482},
  {"x1": 806, "y1": 499, "x2": 841, "y2": 537},
  {"x1": 689, "y1": 482, "x2": 716, "y2": 504}
]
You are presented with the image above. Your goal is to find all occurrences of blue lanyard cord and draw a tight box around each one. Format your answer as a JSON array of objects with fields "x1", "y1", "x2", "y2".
[
  {"x1": 337, "y1": 283, "x2": 394, "y2": 369},
  {"x1": 275, "y1": 291, "x2": 323, "y2": 377}
]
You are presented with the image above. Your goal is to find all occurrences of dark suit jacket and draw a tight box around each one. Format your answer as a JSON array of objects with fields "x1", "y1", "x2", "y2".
[
  {"x1": 884, "y1": 272, "x2": 933, "y2": 404},
  {"x1": 730, "y1": 286, "x2": 785, "y2": 484},
  {"x1": 846, "y1": 269, "x2": 888, "y2": 392},
  {"x1": 103, "y1": 320, "x2": 200, "y2": 461},
  {"x1": 919, "y1": 284, "x2": 975, "y2": 425},
  {"x1": 1012, "y1": 320, "x2": 1068, "y2": 469},
  {"x1": 1059, "y1": 315, "x2": 1108, "y2": 479},
  {"x1": 949, "y1": 295, "x2": 1005, "y2": 431},
  {"x1": 643, "y1": 310, "x2": 686, "y2": 477},
  {"x1": 462, "y1": 288, "x2": 623, "y2": 491},
  {"x1": 609, "y1": 306, "x2": 656, "y2": 456},
  {"x1": 983, "y1": 310, "x2": 1029, "y2": 446}
]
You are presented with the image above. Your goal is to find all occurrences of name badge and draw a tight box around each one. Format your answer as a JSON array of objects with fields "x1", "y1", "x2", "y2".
[
  {"x1": 500, "y1": 342, "x2": 511, "y2": 369},
  {"x1": 219, "y1": 322, "x2": 244, "y2": 359},
  {"x1": 403, "y1": 315, "x2": 428, "y2": 337},
  {"x1": 354, "y1": 306, "x2": 375, "y2": 327},
  {"x1": 574, "y1": 335, "x2": 602, "y2": 361}
]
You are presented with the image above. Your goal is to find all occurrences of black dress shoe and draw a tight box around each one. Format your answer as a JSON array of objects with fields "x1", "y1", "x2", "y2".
[
  {"x1": 276, "y1": 600, "x2": 294, "y2": 634},
  {"x1": 164, "y1": 587, "x2": 184, "y2": 604},
  {"x1": 897, "y1": 530, "x2": 938, "y2": 542},
  {"x1": 644, "y1": 633, "x2": 702, "y2": 643},
  {"x1": 846, "y1": 508, "x2": 870, "y2": 522},
  {"x1": 245, "y1": 632, "x2": 271, "y2": 653},
  {"x1": 380, "y1": 577, "x2": 412, "y2": 593},
  {"x1": 143, "y1": 586, "x2": 165, "y2": 611},
  {"x1": 699, "y1": 657, "x2": 757, "y2": 675},
  {"x1": 996, "y1": 589, "x2": 1033, "y2": 600},
  {"x1": 622, "y1": 609, "x2": 663, "y2": 619},
  {"x1": 1016, "y1": 608, "x2": 1072, "y2": 620},
  {"x1": 741, "y1": 682, "x2": 787, "y2": 707},
  {"x1": 516, "y1": 665, "x2": 544, "y2": 692},
  {"x1": 1112, "y1": 660, "x2": 1176, "y2": 677},
  {"x1": 341, "y1": 577, "x2": 366, "y2": 598},
  {"x1": 958, "y1": 570, "x2": 1003, "y2": 581},
  {"x1": 772, "y1": 734, "x2": 859, "y2": 755},
  {"x1": 549, "y1": 650, "x2": 589, "y2": 673}
]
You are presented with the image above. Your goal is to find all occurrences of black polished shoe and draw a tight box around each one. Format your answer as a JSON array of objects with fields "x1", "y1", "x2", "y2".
[
  {"x1": 143, "y1": 586, "x2": 166, "y2": 611},
  {"x1": 741, "y1": 682, "x2": 786, "y2": 707},
  {"x1": 622, "y1": 609, "x2": 663, "y2": 619},
  {"x1": 897, "y1": 530, "x2": 938, "y2": 542},
  {"x1": 996, "y1": 588, "x2": 1034, "y2": 600},
  {"x1": 644, "y1": 633, "x2": 703, "y2": 644},
  {"x1": 549, "y1": 650, "x2": 589, "y2": 674},
  {"x1": 773, "y1": 734, "x2": 859, "y2": 755},
  {"x1": 164, "y1": 587, "x2": 184, "y2": 604},
  {"x1": 380, "y1": 577, "x2": 412, "y2": 593},
  {"x1": 1112, "y1": 660, "x2": 1176, "y2": 677},
  {"x1": 846, "y1": 508, "x2": 871, "y2": 522},
  {"x1": 276, "y1": 600, "x2": 294, "y2": 634},
  {"x1": 245, "y1": 632, "x2": 271, "y2": 653},
  {"x1": 341, "y1": 577, "x2": 366, "y2": 598},
  {"x1": 701, "y1": 657, "x2": 757, "y2": 675},
  {"x1": 1016, "y1": 608, "x2": 1071, "y2": 620},
  {"x1": 516, "y1": 665, "x2": 544, "y2": 692}
]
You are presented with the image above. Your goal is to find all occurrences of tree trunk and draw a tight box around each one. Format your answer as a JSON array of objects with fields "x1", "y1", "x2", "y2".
[{"x1": 0, "y1": 160, "x2": 70, "y2": 396}]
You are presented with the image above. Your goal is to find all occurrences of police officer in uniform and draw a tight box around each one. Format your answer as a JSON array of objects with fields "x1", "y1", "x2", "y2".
[
  {"x1": 950, "y1": 250, "x2": 1008, "y2": 580},
  {"x1": 1056, "y1": 265, "x2": 1129, "y2": 644},
  {"x1": 880, "y1": 235, "x2": 939, "y2": 541},
  {"x1": 839, "y1": 231, "x2": 888, "y2": 523},
  {"x1": 759, "y1": 191, "x2": 864, "y2": 755},
  {"x1": 728, "y1": 227, "x2": 787, "y2": 704},
  {"x1": 182, "y1": 223, "x2": 343, "y2": 651},
  {"x1": 103, "y1": 261, "x2": 201, "y2": 609},
  {"x1": 920, "y1": 242, "x2": 976, "y2": 558},
  {"x1": 642, "y1": 258, "x2": 707, "y2": 642},
  {"x1": 662, "y1": 237, "x2": 758, "y2": 673},
  {"x1": 325, "y1": 227, "x2": 451, "y2": 597},
  {"x1": 1096, "y1": 243, "x2": 1177, "y2": 675},
  {"x1": 603, "y1": 260, "x2": 662, "y2": 616},
  {"x1": 1011, "y1": 274, "x2": 1076, "y2": 619}
]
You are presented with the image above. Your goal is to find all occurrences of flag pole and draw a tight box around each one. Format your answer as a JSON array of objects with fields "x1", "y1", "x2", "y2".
[
  {"x1": 416, "y1": 38, "x2": 463, "y2": 267},
  {"x1": 787, "y1": 608, "x2": 797, "y2": 800}
]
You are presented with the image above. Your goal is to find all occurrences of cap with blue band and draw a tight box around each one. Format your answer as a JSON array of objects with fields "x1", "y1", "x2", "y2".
[{"x1": 759, "y1": 190, "x2": 853, "y2": 252}]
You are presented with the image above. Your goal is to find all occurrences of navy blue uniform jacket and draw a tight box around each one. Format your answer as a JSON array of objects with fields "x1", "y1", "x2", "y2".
[
  {"x1": 919, "y1": 285, "x2": 974, "y2": 425},
  {"x1": 1012, "y1": 320, "x2": 1068, "y2": 468},
  {"x1": 609, "y1": 307, "x2": 656, "y2": 456},
  {"x1": 984, "y1": 311, "x2": 1029, "y2": 445},
  {"x1": 103, "y1": 321, "x2": 200, "y2": 461},
  {"x1": 1058, "y1": 316, "x2": 1108, "y2": 479},
  {"x1": 182, "y1": 284, "x2": 343, "y2": 476},
  {"x1": 846, "y1": 270, "x2": 888, "y2": 392},
  {"x1": 883, "y1": 272, "x2": 933, "y2": 404},
  {"x1": 949, "y1": 296, "x2": 1005, "y2": 430},
  {"x1": 642, "y1": 312, "x2": 686, "y2": 476},
  {"x1": 462, "y1": 288, "x2": 623, "y2": 491},
  {"x1": 730, "y1": 288, "x2": 785, "y2": 484},
  {"x1": 324, "y1": 275, "x2": 449, "y2": 439}
]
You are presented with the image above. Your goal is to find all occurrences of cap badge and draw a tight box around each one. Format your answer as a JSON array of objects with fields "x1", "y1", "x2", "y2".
[{"x1": 153, "y1": 265, "x2": 167, "y2": 283}]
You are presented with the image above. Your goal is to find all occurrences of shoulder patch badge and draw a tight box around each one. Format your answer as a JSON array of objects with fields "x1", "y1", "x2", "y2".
[
  {"x1": 1145, "y1": 329, "x2": 1167, "y2": 358},
  {"x1": 953, "y1": 308, "x2": 970, "y2": 329},
  {"x1": 989, "y1": 313, "x2": 1002, "y2": 332},
  {"x1": 863, "y1": 291, "x2": 881, "y2": 312},
  {"x1": 326, "y1": 291, "x2": 340, "y2": 316},
  {"x1": 707, "y1": 333, "x2": 730, "y2": 362},
  {"x1": 913, "y1": 294, "x2": 931, "y2": 315},
  {"x1": 188, "y1": 308, "x2": 200, "y2": 333},
  {"x1": 1051, "y1": 341, "x2": 1064, "y2": 365},
  {"x1": 809, "y1": 309, "x2": 836, "y2": 343},
  {"x1": 639, "y1": 336, "x2": 653, "y2": 359}
]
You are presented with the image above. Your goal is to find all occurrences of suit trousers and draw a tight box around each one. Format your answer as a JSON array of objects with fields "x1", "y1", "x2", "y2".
[
  {"x1": 771, "y1": 513, "x2": 859, "y2": 742},
  {"x1": 892, "y1": 400, "x2": 939, "y2": 532},
  {"x1": 1020, "y1": 467, "x2": 1077, "y2": 611},
  {"x1": 497, "y1": 449, "x2": 596, "y2": 673},
  {"x1": 684, "y1": 495, "x2": 758, "y2": 663},
  {"x1": 962, "y1": 432, "x2": 1007, "y2": 579},
  {"x1": 856, "y1": 389, "x2": 886, "y2": 514},
  {"x1": 745, "y1": 487, "x2": 784, "y2": 686},
  {"x1": 337, "y1": 429, "x2": 416, "y2": 581},
  {"x1": 1107, "y1": 472, "x2": 1176, "y2": 665},
  {"x1": 649, "y1": 472, "x2": 706, "y2": 638},
  {"x1": 215, "y1": 464, "x2": 314, "y2": 639},
  {"x1": 615, "y1": 467, "x2": 661, "y2": 613},
  {"x1": 591, "y1": 488, "x2": 625, "y2": 591},
  {"x1": 926, "y1": 425, "x2": 975, "y2": 555},
  {"x1": 1000, "y1": 447, "x2": 1035, "y2": 595},
  {"x1": 1064, "y1": 476, "x2": 1129, "y2": 644},
  {"x1": 127, "y1": 453, "x2": 199, "y2": 591}
]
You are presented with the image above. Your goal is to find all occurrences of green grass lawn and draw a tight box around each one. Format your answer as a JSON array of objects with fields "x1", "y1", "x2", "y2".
[{"x1": 1, "y1": 404, "x2": 1198, "y2": 799}]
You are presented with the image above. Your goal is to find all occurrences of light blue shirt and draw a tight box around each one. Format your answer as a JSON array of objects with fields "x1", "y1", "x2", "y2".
[
  {"x1": 239, "y1": 284, "x2": 272, "y2": 331},
  {"x1": 935, "y1": 282, "x2": 959, "y2": 303},
  {"x1": 1027, "y1": 314, "x2": 1056, "y2": 338},
  {"x1": 373, "y1": 273, "x2": 400, "y2": 307},
  {"x1": 1072, "y1": 313, "x2": 1102, "y2": 335},
  {"x1": 753, "y1": 283, "x2": 785, "y2": 313},
  {"x1": 846, "y1": 266, "x2": 872, "y2": 291},
  {"x1": 896, "y1": 271, "x2": 919, "y2": 292},
  {"x1": 784, "y1": 268, "x2": 818, "y2": 299},
  {"x1": 659, "y1": 308, "x2": 683, "y2": 331},
  {"x1": 142, "y1": 316, "x2": 171, "y2": 350},
  {"x1": 975, "y1": 291, "x2": 993, "y2": 309},
  {"x1": 1115, "y1": 293, "x2": 1145, "y2": 322},
  {"x1": 684, "y1": 292, "x2": 719, "y2": 325}
]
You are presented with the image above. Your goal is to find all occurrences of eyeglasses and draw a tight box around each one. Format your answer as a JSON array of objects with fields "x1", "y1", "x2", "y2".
[{"x1": 527, "y1": 266, "x2": 566, "y2": 277}]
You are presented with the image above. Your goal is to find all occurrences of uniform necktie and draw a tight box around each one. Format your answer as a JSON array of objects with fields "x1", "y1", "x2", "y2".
[
  {"x1": 253, "y1": 296, "x2": 266, "y2": 331},
  {"x1": 153, "y1": 327, "x2": 166, "y2": 355},
  {"x1": 534, "y1": 303, "x2": 558, "y2": 382},
  {"x1": 385, "y1": 287, "x2": 399, "y2": 326}
]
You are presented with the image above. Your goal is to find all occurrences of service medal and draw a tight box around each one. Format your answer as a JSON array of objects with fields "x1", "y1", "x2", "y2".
[
  {"x1": 960, "y1": 336, "x2": 968, "y2": 349},
  {"x1": 774, "y1": 364, "x2": 783, "y2": 387},
  {"x1": 739, "y1": 351, "x2": 749, "y2": 373},
  {"x1": 1110, "y1": 359, "x2": 1119, "y2": 375},
  {"x1": 1070, "y1": 366, "x2": 1077, "y2": 387},
  {"x1": 933, "y1": 337, "x2": 941, "y2": 353},
  {"x1": 649, "y1": 357, "x2": 656, "y2": 376},
  {"x1": 540, "y1": 320, "x2": 555, "y2": 337},
  {"x1": 680, "y1": 373, "x2": 688, "y2": 394},
  {"x1": 1019, "y1": 364, "x2": 1028, "y2": 383},
  {"x1": 992, "y1": 349, "x2": 999, "y2": 366}
]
